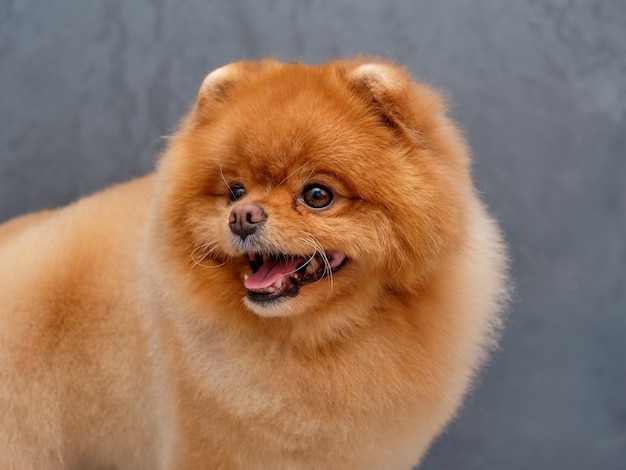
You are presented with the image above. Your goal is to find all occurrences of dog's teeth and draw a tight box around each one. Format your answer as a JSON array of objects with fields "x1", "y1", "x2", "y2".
[
  {"x1": 244, "y1": 274, "x2": 249, "y2": 281},
  {"x1": 293, "y1": 273, "x2": 299, "y2": 280},
  {"x1": 273, "y1": 278, "x2": 283, "y2": 289},
  {"x1": 268, "y1": 287, "x2": 275, "y2": 293},
  {"x1": 307, "y1": 257, "x2": 320, "y2": 274}
]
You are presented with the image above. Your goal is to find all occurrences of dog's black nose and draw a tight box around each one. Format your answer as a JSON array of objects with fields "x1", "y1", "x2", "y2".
[{"x1": 229, "y1": 204, "x2": 266, "y2": 240}]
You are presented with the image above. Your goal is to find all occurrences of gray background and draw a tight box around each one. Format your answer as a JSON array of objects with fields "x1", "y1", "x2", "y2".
[{"x1": 1, "y1": 1, "x2": 625, "y2": 469}]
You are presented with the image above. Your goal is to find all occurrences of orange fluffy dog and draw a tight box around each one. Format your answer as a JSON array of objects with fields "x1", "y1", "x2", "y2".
[{"x1": 0, "y1": 58, "x2": 509, "y2": 469}]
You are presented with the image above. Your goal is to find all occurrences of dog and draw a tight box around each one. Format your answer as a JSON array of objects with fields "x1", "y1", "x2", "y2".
[{"x1": 0, "y1": 58, "x2": 509, "y2": 469}]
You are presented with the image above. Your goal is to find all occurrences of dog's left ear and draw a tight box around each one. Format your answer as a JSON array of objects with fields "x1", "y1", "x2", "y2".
[{"x1": 345, "y1": 61, "x2": 447, "y2": 144}]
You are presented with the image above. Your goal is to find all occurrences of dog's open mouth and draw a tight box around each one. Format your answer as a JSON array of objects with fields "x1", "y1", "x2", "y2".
[{"x1": 243, "y1": 251, "x2": 347, "y2": 303}]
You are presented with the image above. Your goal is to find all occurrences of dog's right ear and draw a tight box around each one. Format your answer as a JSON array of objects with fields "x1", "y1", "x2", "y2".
[
  {"x1": 196, "y1": 63, "x2": 240, "y2": 108},
  {"x1": 196, "y1": 60, "x2": 280, "y2": 110}
]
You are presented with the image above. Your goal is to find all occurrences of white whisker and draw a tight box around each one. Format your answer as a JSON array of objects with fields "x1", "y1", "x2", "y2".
[
  {"x1": 295, "y1": 233, "x2": 335, "y2": 301},
  {"x1": 301, "y1": 169, "x2": 316, "y2": 186},
  {"x1": 390, "y1": 253, "x2": 405, "y2": 280},
  {"x1": 191, "y1": 241, "x2": 226, "y2": 269},
  {"x1": 277, "y1": 163, "x2": 310, "y2": 188},
  {"x1": 219, "y1": 163, "x2": 235, "y2": 199}
]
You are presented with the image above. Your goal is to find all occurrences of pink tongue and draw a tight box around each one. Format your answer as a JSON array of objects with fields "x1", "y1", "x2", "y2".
[{"x1": 244, "y1": 257, "x2": 303, "y2": 290}]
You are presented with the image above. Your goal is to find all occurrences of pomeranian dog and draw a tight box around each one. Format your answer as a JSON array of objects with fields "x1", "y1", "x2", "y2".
[{"x1": 0, "y1": 58, "x2": 509, "y2": 469}]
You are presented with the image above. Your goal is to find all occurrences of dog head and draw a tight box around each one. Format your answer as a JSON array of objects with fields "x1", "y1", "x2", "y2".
[{"x1": 151, "y1": 59, "x2": 471, "y2": 321}]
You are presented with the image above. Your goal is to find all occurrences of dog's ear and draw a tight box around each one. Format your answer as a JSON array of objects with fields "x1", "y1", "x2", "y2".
[
  {"x1": 196, "y1": 60, "x2": 280, "y2": 110},
  {"x1": 196, "y1": 63, "x2": 239, "y2": 107},
  {"x1": 345, "y1": 61, "x2": 446, "y2": 145}
]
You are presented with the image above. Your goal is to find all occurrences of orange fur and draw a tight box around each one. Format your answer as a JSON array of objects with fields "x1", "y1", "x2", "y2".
[{"x1": 0, "y1": 58, "x2": 509, "y2": 469}]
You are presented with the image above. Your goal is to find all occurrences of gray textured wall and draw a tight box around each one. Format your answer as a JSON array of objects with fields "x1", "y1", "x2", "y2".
[{"x1": 1, "y1": 1, "x2": 625, "y2": 469}]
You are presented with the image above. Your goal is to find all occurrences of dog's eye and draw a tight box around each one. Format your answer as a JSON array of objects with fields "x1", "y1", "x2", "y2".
[
  {"x1": 230, "y1": 185, "x2": 246, "y2": 201},
  {"x1": 302, "y1": 184, "x2": 333, "y2": 209}
]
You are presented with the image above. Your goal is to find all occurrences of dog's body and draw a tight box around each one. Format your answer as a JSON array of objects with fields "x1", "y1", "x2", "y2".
[{"x1": 0, "y1": 59, "x2": 509, "y2": 469}]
